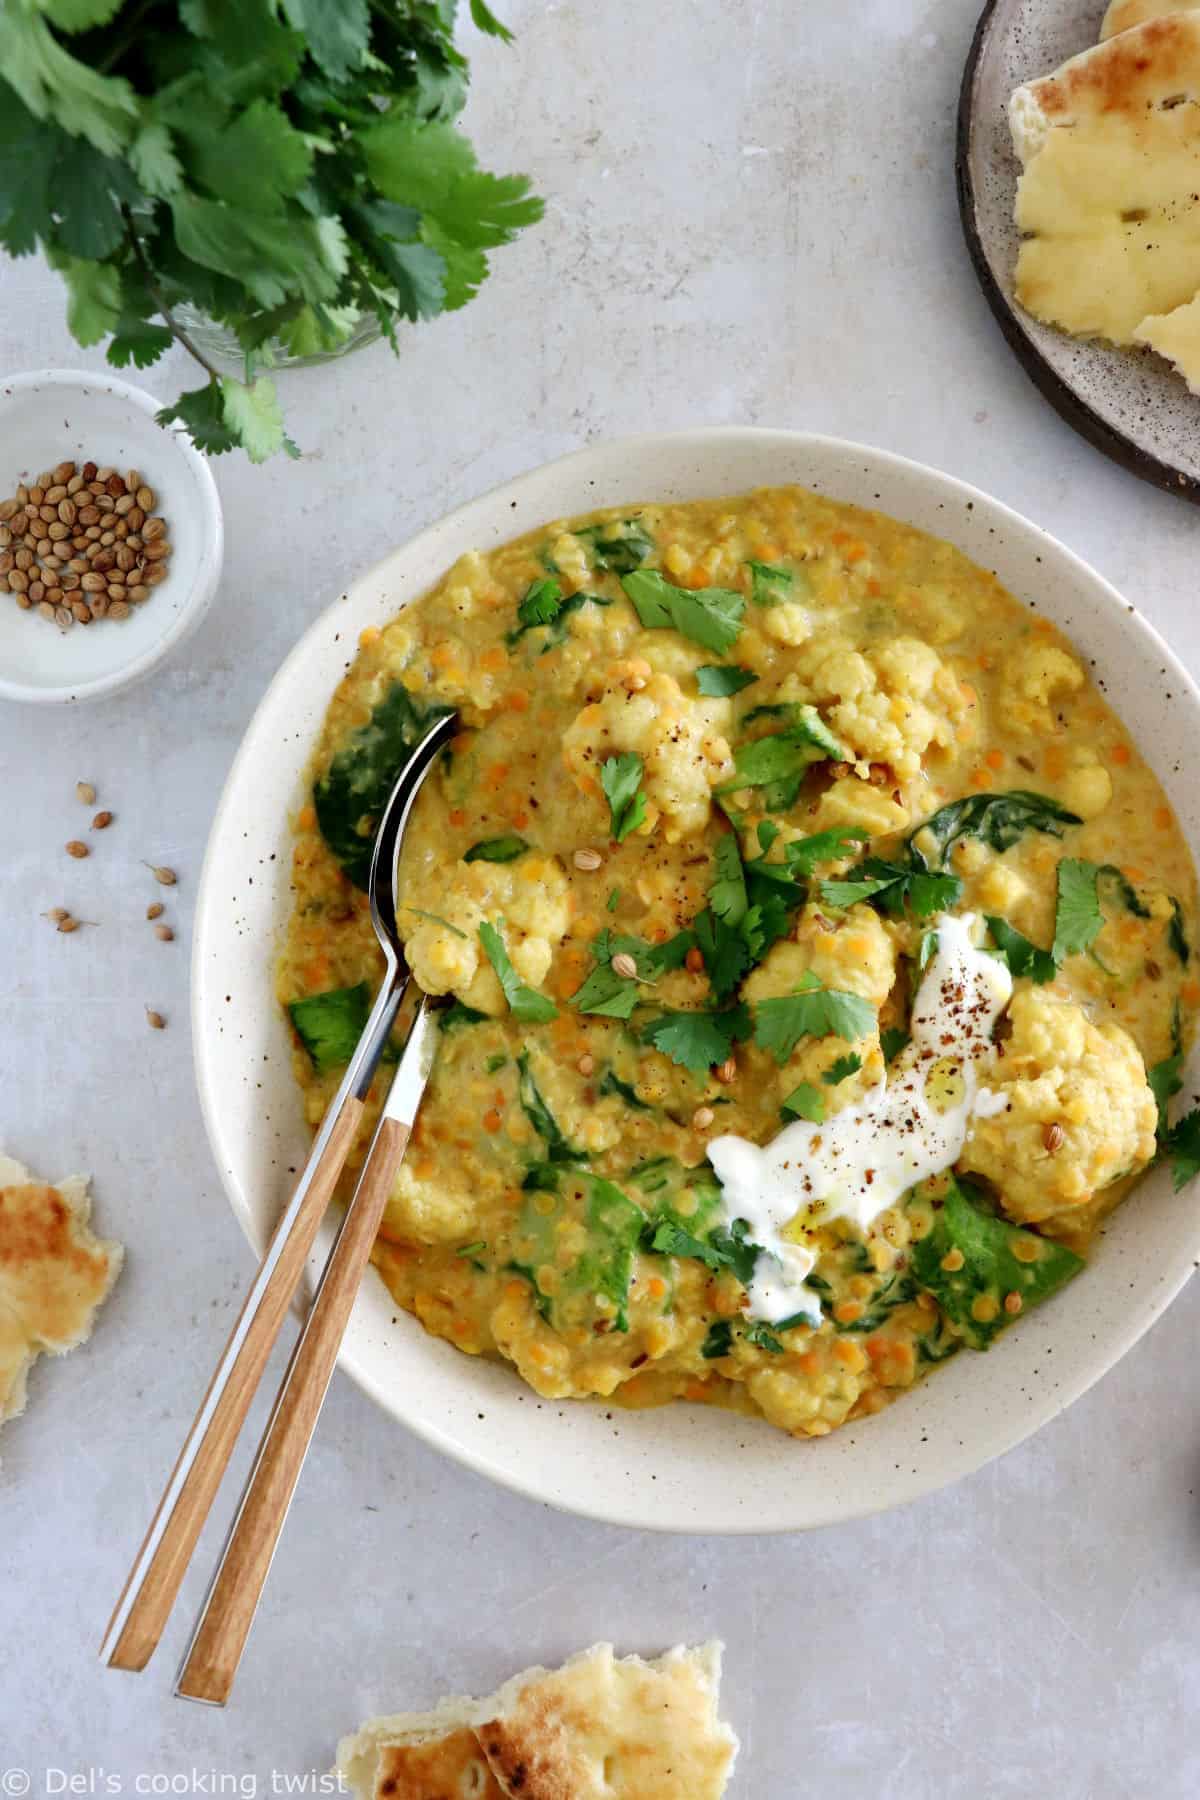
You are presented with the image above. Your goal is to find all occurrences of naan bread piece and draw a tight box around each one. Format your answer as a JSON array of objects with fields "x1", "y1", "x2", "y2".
[
  {"x1": 1009, "y1": 16, "x2": 1200, "y2": 342},
  {"x1": 1101, "y1": 1, "x2": 1200, "y2": 41},
  {"x1": 1134, "y1": 289, "x2": 1200, "y2": 385},
  {"x1": 0, "y1": 1153, "x2": 123, "y2": 1430},
  {"x1": 477, "y1": 1642, "x2": 736, "y2": 1800},
  {"x1": 337, "y1": 1642, "x2": 737, "y2": 1800}
]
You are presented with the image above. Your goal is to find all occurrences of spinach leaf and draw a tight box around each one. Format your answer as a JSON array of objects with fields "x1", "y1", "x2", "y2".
[
  {"x1": 313, "y1": 682, "x2": 453, "y2": 888},
  {"x1": 701, "y1": 1319, "x2": 734, "y2": 1359},
  {"x1": 742, "y1": 1319, "x2": 786, "y2": 1354},
  {"x1": 696, "y1": 664, "x2": 758, "y2": 697},
  {"x1": 479, "y1": 923, "x2": 557, "y2": 1023},
  {"x1": 516, "y1": 1051, "x2": 581, "y2": 1162},
  {"x1": 464, "y1": 834, "x2": 529, "y2": 863},
  {"x1": 910, "y1": 791, "x2": 1081, "y2": 869},
  {"x1": 1169, "y1": 897, "x2": 1191, "y2": 966},
  {"x1": 641, "y1": 1213, "x2": 758, "y2": 1286},
  {"x1": 599, "y1": 1070, "x2": 653, "y2": 1111},
  {"x1": 621, "y1": 569, "x2": 745, "y2": 655},
  {"x1": 438, "y1": 1000, "x2": 489, "y2": 1032},
  {"x1": 986, "y1": 915, "x2": 1057, "y2": 984},
  {"x1": 514, "y1": 1169, "x2": 643, "y2": 1330},
  {"x1": 287, "y1": 981, "x2": 369, "y2": 1074},
  {"x1": 576, "y1": 518, "x2": 654, "y2": 573},
  {"x1": 910, "y1": 1178, "x2": 1083, "y2": 1350}
]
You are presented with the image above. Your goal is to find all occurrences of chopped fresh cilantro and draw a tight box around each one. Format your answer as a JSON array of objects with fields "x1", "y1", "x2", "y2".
[
  {"x1": 693, "y1": 906, "x2": 750, "y2": 1002},
  {"x1": 1096, "y1": 865, "x2": 1151, "y2": 920},
  {"x1": 1166, "y1": 1108, "x2": 1200, "y2": 1191},
  {"x1": 607, "y1": 886, "x2": 621, "y2": 912},
  {"x1": 457, "y1": 1240, "x2": 487, "y2": 1258},
  {"x1": 718, "y1": 709, "x2": 846, "y2": 812},
  {"x1": 782, "y1": 827, "x2": 868, "y2": 877},
  {"x1": 917, "y1": 930, "x2": 939, "y2": 973},
  {"x1": 701, "y1": 1319, "x2": 734, "y2": 1359},
  {"x1": 746, "y1": 560, "x2": 793, "y2": 607},
  {"x1": 880, "y1": 1027, "x2": 910, "y2": 1062},
  {"x1": 819, "y1": 856, "x2": 961, "y2": 921},
  {"x1": 570, "y1": 926, "x2": 694, "y2": 1018},
  {"x1": 641, "y1": 1004, "x2": 751, "y2": 1076},
  {"x1": 754, "y1": 978, "x2": 876, "y2": 1063},
  {"x1": 464, "y1": 833, "x2": 529, "y2": 863},
  {"x1": 742, "y1": 1319, "x2": 785, "y2": 1354},
  {"x1": 621, "y1": 569, "x2": 745, "y2": 655},
  {"x1": 987, "y1": 915, "x2": 1057, "y2": 984},
  {"x1": 598, "y1": 1070, "x2": 652, "y2": 1111},
  {"x1": 823, "y1": 1052, "x2": 863, "y2": 1086},
  {"x1": 600, "y1": 752, "x2": 647, "y2": 842},
  {"x1": 479, "y1": 922, "x2": 557, "y2": 1022},
  {"x1": 576, "y1": 519, "x2": 654, "y2": 573},
  {"x1": 1148, "y1": 1046, "x2": 1184, "y2": 1138},
  {"x1": 1051, "y1": 858, "x2": 1103, "y2": 963},
  {"x1": 781, "y1": 1081, "x2": 824, "y2": 1122},
  {"x1": 485, "y1": 1052, "x2": 507, "y2": 1073},
  {"x1": 709, "y1": 834, "x2": 748, "y2": 925},
  {"x1": 505, "y1": 575, "x2": 562, "y2": 644},
  {"x1": 438, "y1": 1000, "x2": 489, "y2": 1032},
  {"x1": 695, "y1": 664, "x2": 759, "y2": 697}
]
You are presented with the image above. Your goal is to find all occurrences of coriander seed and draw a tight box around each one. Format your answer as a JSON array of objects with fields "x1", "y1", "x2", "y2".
[
  {"x1": 92, "y1": 810, "x2": 113, "y2": 830},
  {"x1": 66, "y1": 839, "x2": 88, "y2": 858},
  {"x1": 146, "y1": 901, "x2": 164, "y2": 920},
  {"x1": 76, "y1": 781, "x2": 95, "y2": 804},
  {"x1": 145, "y1": 1008, "x2": 166, "y2": 1030},
  {"x1": 154, "y1": 924, "x2": 175, "y2": 941}
]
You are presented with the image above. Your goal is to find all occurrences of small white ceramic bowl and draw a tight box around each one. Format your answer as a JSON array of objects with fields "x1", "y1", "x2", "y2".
[
  {"x1": 0, "y1": 369, "x2": 223, "y2": 704},
  {"x1": 193, "y1": 429, "x2": 1200, "y2": 1533}
]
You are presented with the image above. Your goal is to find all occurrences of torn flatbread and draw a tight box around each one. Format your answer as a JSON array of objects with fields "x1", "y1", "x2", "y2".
[
  {"x1": 1134, "y1": 288, "x2": 1200, "y2": 385},
  {"x1": 337, "y1": 1642, "x2": 738, "y2": 1800},
  {"x1": 0, "y1": 1153, "x2": 123, "y2": 1431},
  {"x1": 1101, "y1": 1, "x2": 1200, "y2": 42},
  {"x1": 1009, "y1": 15, "x2": 1200, "y2": 343}
]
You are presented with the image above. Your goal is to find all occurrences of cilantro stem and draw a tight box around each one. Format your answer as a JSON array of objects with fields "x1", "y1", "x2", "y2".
[{"x1": 121, "y1": 205, "x2": 225, "y2": 385}]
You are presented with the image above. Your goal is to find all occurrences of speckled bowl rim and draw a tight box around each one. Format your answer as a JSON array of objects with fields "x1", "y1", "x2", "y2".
[
  {"x1": 956, "y1": 1, "x2": 1200, "y2": 506},
  {"x1": 0, "y1": 369, "x2": 224, "y2": 703},
  {"x1": 192, "y1": 428, "x2": 1200, "y2": 1534}
]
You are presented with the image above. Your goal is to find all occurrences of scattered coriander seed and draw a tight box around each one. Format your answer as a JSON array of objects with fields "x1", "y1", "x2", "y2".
[
  {"x1": 44, "y1": 907, "x2": 69, "y2": 923},
  {"x1": 145, "y1": 1008, "x2": 166, "y2": 1030},
  {"x1": 65, "y1": 839, "x2": 89, "y2": 859},
  {"x1": 154, "y1": 923, "x2": 175, "y2": 941},
  {"x1": 692, "y1": 1106, "x2": 716, "y2": 1130},
  {"x1": 714, "y1": 1056, "x2": 738, "y2": 1083},
  {"x1": 1, "y1": 458, "x2": 173, "y2": 626},
  {"x1": 611, "y1": 951, "x2": 638, "y2": 979},
  {"x1": 1042, "y1": 1121, "x2": 1065, "y2": 1153},
  {"x1": 92, "y1": 810, "x2": 113, "y2": 829},
  {"x1": 146, "y1": 901, "x2": 164, "y2": 920},
  {"x1": 75, "y1": 780, "x2": 96, "y2": 805},
  {"x1": 573, "y1": 847, "x2": 603, "y2": 872},
  {"x1": 576, "y1": 1053, "x2": 595, "y2": 1076},
  {"x1": 147, "y1": 863, "x2": 177, "y2": 885},
  {"x1": 58, "y1": 916, "x2": 82, "y2": 934}
]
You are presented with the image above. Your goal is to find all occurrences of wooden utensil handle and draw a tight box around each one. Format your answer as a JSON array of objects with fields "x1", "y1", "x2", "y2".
[
  {"x1": 175, "y1": 1115, "x2": 410, "y2": 1706},
  {"x1": 100, "y1": 1098, "x2": 365, "y2": 1674}
]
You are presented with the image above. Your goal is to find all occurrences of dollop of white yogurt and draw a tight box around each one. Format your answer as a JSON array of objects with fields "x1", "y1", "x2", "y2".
[{"x1": 706, "y1": 912, "x2": 1012, "y2": 1325}]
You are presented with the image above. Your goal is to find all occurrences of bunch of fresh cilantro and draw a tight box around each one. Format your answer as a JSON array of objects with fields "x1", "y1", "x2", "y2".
[{"x1": 0, "y1": 0, "x2": 541, "y2": 460}]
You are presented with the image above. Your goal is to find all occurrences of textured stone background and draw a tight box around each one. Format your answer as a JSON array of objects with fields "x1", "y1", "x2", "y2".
[{"x1": 2, "y1": 2, "x2": 1198, "y2": 1793}]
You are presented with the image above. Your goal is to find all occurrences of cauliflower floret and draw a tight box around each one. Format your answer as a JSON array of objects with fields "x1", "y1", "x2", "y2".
[
  {"x1": 1060, "y1": 748, "x2": 1112, "y2": 821},
  {"x1": 975, "y1": 861, "x2": 1031, "y2": 914},
  {"x1": 810, "y1": 775, "x2": 909, "y2": 836},
  {"x1": 398, "y1": 851, "x2": 570, "y2": 1014},
  {"x1": 745, "y1": 1361, "x2": 862, "y2": 1436},
  {"x1": 760, "y1": 601, "x2": 812, "y2": 647},
  {"x1": 562, "y1": 668, "x2": 733, "y2": 841},
  {"x1": 960, "y1": 988, "x2": 1157, "y2": 1224},
  {"x1": 744, "y1": 904, "x2": 896, "y2": 1102},
  {"x1": 772, "y1": 635, "x2": 965, "y2": 780},
  {"x1": 1000, "y1": 642, "x2": 1085, "y2": 733}
]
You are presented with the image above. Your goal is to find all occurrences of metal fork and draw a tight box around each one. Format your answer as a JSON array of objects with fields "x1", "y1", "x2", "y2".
[{"x1": 100, "y1": 710, "x2": 457, "y2": 1690}]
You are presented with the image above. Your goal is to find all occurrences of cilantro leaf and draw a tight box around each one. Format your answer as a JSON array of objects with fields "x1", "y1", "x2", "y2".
[
  {"x1": 464, "y1": 835, "x2": 529, "y2": 864},
  {"x1": 347, "y1": 200, "x2": 447, "y2": 321},
  {"x1": 754, "y1": 980, "x2": 876, "y2": 1063},
  {"x1": 4, "y1": 12, "x2": 138, "y2": 158},
  {"x1": 570, "y1": 927, "x2": 693, "y2": 1018},
  {"x1": 719, "y1": 710, "x2": 846, "y2": 812},
  {"x1": 53, "y1": 254, "x2": 120, "y2": 345},
  {"x1": 516, "y1": 1052, "x2": 580, "y2": 1161},
  {"x1": 709, "y1": 835, "x2": 748, "y2": 926},
  {"x1": 220, "y1": 375, "x2": 299, "y2": 464},
  {"x1": 692, "y1": 906, "x2": 749, "y2": 1002},
  {"x1": 478, "y1": 922, "x2": 557, "y2": 1023},
  {"x1": 361, "y1": 116, "x2": 544, "y2": 250},
  {"x1": 621, "y1": 569, "x2": 745, "y2": 655},
  {"x1": 987, "y1": 915, "x2": 1057, "y2": 984},
  {"x1": 781, "y1": 1081, "x2": 824, "y2": 1122},
  {"x1": 783, "y1": 827, "x2": 867, "y2": 877},
  {"x1": 1148, "y1": 1046, "x2": 1184, "y2": 1138},
  {"x1": 742, "y1": 1319, "x2": 786, "y2": 1354},
  {"x1": 880, "y1": 1027, "x2": 910, "y2": 1062},
  {"x1": 1166, "y1": 1109, "x2": 1200, "y2": 1191},
  {"x1": 279, "y1": 0, "x2": 371, "y2": 79},
  {"x1": 695, "y1": 664, "x2": 758, "y2": 697},
  {"x1": 576, "y1": 519, "x2": 654, "y2": 573},
  {"x1": 641, "y1": 1005, "x2": 751, "y2": 1076},
  {"x1": 746, "y1": 560, "x2": 793, "y2": 607},
  {"x1": 701, "y1": 1319, "x2": 734, "y2": 1359},
  {"x1": 107, "y1": 315, "x2": 174, "y2": 370},
  {"x1": 600, "y1": 753, "x2": 647, "y2": 842},
  {"x1": 1052, "y1": 859, "x2": 1103, "y2": 963},
  {"x1": 823, "y1": 1052, "x2": 863, "y2": 1086},
  {"x1": 470, "y1": 0, "x2": 515, "y2": 40},
  {"x1": 820, "y1": 856, "x2": 961, "y2": 921}
]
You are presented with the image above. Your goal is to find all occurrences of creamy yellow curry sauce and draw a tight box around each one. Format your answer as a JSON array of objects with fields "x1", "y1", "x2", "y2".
[{"x1": 279, "y1": 485, "x2": 1198, "y2": 1438}]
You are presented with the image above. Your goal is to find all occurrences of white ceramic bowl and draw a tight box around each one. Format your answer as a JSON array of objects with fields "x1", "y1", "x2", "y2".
[
  {"x1": 193, "y1": 429, "x2": 1200, "y2": 1533},
  {"x1": 0, "y1": 369, "x2": 223, "y2": 704}
]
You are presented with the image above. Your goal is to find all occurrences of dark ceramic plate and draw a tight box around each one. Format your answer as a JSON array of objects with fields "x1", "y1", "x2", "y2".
[{"x1": 957, "y1": 0, "x2": 1200, "y2": 503}]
